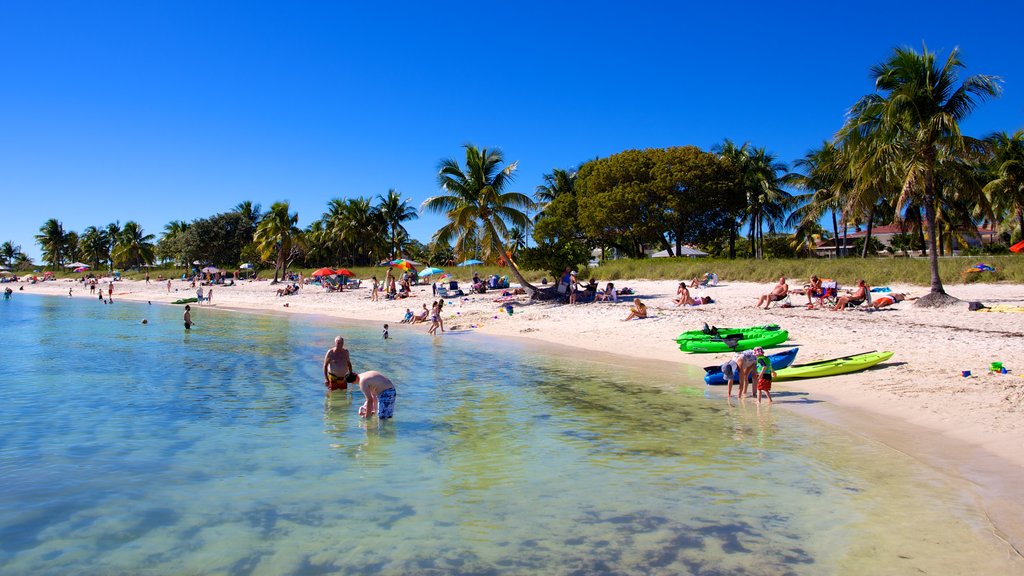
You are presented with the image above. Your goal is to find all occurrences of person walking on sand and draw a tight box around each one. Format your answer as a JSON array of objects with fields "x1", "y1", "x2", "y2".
[
  {"x1": 196, "y1": 285, "x2": 204, "y2": 305},
  {"x1": 347, "y1": 370, "x2": 397, "y2": 420},
  {"x1": 167, "y1": 279, "x2": 172, "y2": 293},
  {"x1": 428, "y1": 301, "x2": 441, "y2": 336},
  {"x1": 183, "y1": 305, "x2": 193, "y2": 330},
  {"x1": 755, "y1": 276, "x2": 788, "y2": 309},
  {"x1": 754, "y1": 347, "x2": 775, "y2": 403},
  {"x1": 370, "y1": 276, "x2": 380, "y2": 301},
  {"x1": 145, "y1": 272, "x2": 150, "y2": 284},
  {"x1": 323, "y1": 336, "x2": 354, "y2": 391},
  {"x1": 206, "y1": 287, "x2": 213, "y2": 305}
]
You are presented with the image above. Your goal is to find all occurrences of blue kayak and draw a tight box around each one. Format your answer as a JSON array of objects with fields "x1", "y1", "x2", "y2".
[{"x1": 703, "y1": 347, "x2": 799, "y2": 385}]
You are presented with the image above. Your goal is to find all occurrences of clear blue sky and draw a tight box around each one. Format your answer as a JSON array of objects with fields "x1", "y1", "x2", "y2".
[{"x1": 3, "y1": 1, "x2": 1022, "y2": 262}]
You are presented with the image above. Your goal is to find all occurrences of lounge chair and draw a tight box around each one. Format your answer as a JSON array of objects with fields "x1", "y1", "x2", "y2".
[{"x1": 813, "y1": 280, "x2": 839, "y2": 309}]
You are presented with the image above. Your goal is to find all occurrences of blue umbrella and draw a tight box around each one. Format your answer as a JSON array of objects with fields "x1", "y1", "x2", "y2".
[
  {"x1": 418, "y1": 267, "x2": 445, "y2": 276},
  {"x1": 457, "y1": 259, "x2": 483, "y2": 267}
]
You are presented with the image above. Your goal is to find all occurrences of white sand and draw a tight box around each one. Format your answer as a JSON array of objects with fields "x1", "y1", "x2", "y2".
[{"x1": 15, "y1": 273, "x2": 1024, "y2": 551}]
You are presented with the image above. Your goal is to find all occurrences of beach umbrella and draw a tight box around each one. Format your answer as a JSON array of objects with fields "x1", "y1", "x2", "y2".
[
  {"x1": 240, "y1": 263, "x2": 254, "y2": 270},
  {"x1": 0, "y1": 265, "x2": 10, "y2": 271},
  {"x1": 457, "y1": 259, "x2": 483, "y2": 267},
  {"x1": 312, "y1": 267, "x2": 336, "y2": 277},
  {"x1": 418, "y1": 267, "x2": 445, "y2": 277},
  {"x1": 201, "y1": 266, "x2": 220, "y2": 274},
  {"x1": 438, "y1": 273, "x2": 453, "y2": 281},
  {"x1": 74, "y1": 267, "x2": 88, "y2": 273},
  {"x1": 335, "y1": 268, "x2": 355, "y2": 277},
  {"x1": 65, "y1": 262, "x2": 90, "y2": 269},
  {"x1": 389, "y1": 259, "x2": 414, "y2": 271},
  {"x1": 0, "y1": 270, "x2": 12, "y2": 275}
]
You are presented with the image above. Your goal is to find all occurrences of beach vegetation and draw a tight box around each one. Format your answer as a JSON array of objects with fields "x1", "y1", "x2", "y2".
[
  {"x1": 254, "y1": 201, "x2": 304, "y2": 283},
  {"x1": 838, "y1": 44, "x2": 1002, "y2": 306},
  {"x1": 111, "y1": 221, "x2": 156, "y2": 269},
  {"x1": 424, "y1": 144, "x2": 537, "y2": 291},
  {"x1": 377, "y1": 189, "x2": 419, "y2": 260},
  {"x1": 35, "y1": 219, "x2": 68, "y2": 270}
]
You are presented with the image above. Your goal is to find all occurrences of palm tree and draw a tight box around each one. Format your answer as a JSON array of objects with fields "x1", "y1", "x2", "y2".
[
  {"x1": 839, "y1": 44, "x2": 1001, "y2": 305},
  {"x1": 104, "y1": 222, "x2": 122, "y2": 271},
  {"x1": 715, "y1": 140, "x2": 791, "y2": 259},
  {"x1": 254, "y1": 201, "x2": 303, "y2": 283},
  {"x1": 112, "y1": 221, "x2": 156, "y2": 269},
  {"x1": 35, "y1": 219, "x2": 67, "y2": 270},
  {"x1": 984, "y1": 130, "x2": 1024, "y2": 240},
  {"x1": 784, "y1": 141, "x2": 851, "y2": 258},
  {"x1": 533, "y1": 168, "x2": 577, "y2": 221},
  {"x1": 234, "y1": 201, "x2": 264, "y2": 224},
  {"x1": 376, "y1": 189, "x2": 419, "y2": 259},
  {"x1": 80, "y1": 227, "x2": 108, "y2": 270},
  {"x1": 1, "y1": 241, "x2": 22, "y2": 267},
  {"x1": 423, "y1": 144, "x2": 536, "y2": 291}
]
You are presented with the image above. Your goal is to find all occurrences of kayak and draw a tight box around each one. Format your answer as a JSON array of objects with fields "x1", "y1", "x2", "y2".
[
  {"x1": 676, "y1": 324, "x2": 788, "y2": 353},
  {"x1": 703, "y1": 347, "x2": 799, "y2": 385},
  {"x1": 774, "y1": 351, "x2": 894, "y2": 380},
  {"x1": 172, "y1": 297, "x2": 198, "y2": 305}
]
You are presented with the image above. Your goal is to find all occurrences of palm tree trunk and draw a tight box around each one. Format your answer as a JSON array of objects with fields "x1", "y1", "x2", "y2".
[
  {"x1": 831, "y1": 210, "x2": 840, "y2": 260},
  {"x1": 484, "y1": 220, "x2": 537, "y2": 293},
  {"x1": 861, "y1": 207, "x2": 875, "y2": 258},
  {"x1": 1017, "y1": 209, "x2": 1023, "y2": 243},
  {"x1": 728, "y1": 221, "x2": 737, "y2": 259}
]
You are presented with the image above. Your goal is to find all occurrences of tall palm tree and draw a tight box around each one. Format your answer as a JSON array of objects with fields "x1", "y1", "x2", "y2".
[
  {"x1": 839, "y1": 44, "x2": 1001, "y2": 305},
  {"x1": 376, "y1": 189, "x2": 419, "y2": 259},
  {"x1": 1, "y1": 241, "x2": 22, "y2": 267},
  {"x1": 784, "y1": 141, "x2": 851, "y2": 258},
  {"x1": 80, "y1": 227, "x2": 108, "y2": 270},
  {"x1": 234, "y1": 201, "x2": 264, "y2": 224},
  {"x1": 254, "y1": 201, "x2": 303, "y2": 283},
  {"x1": 714, "y1": 140, "x2": 790, "y2": 259},
  {"x1": 112, "y1": 221, "x2": 156, "y2": 269},
  {"x1": 423, "y1": 144, "x2": 536, "y2": 291},
  {"x1": 104, "y1": 222, "x2": 122, "y2": 271},
  {"x1": 533, "y1": 168, "x2": 577, "y2": 222},
  {"x1": 35, "y1": 219, "x2": 67, "y2": 270},
  {"x1": 984, "y1": 130, "x2": 1024, "y2": 240}
]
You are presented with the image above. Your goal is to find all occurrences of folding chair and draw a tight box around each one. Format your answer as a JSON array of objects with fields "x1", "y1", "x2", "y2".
[{"x1": 814, "y1": 280, "x2": 839, "y2": 309}]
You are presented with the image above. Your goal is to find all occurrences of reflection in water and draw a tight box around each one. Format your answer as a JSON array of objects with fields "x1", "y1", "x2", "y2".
[{"x1": 0, "y1": 295, "x2": 1018, "y2": 575}]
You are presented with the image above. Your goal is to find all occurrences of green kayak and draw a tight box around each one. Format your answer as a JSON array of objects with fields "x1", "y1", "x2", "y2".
[
  {"x1": 676, "y1": 324, "x2": 789, "y2": 353},
  {"x1": 172, "y1": 297, "x2": 198, "y2": 305},
  {"x1": 774, "y1": 351, "x2": 894, "y2": 380}
]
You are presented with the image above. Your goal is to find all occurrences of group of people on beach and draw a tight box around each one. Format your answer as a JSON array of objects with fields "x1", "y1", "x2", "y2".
[
  {"x1": 720, "y1": 347, "x2": 776, "y2": 403},
  {"x1": 756, "y1": 275, "x2": 916, "y2": 311},
  {"x1": 322, "y1": 336, "x2": 397, "y2": 420}
]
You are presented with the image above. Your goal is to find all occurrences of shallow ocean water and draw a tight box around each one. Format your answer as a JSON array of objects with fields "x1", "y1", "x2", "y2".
[{"x1": 0, "y1": 294, "x2": 1016, "y2": 575}]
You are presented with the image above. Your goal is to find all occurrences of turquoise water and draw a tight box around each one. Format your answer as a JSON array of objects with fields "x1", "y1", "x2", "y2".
[{"x1": 0, "y1": 295, "x2": 1016, "y2": 575}]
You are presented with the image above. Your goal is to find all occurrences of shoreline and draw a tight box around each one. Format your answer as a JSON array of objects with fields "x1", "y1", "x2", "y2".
[{"x1": 10, "y1": 275, "x2": 1024, "y2": 555}]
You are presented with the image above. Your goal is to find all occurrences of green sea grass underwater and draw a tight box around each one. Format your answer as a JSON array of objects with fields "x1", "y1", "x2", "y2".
[{"x1": 0, "y1": 295, "x2": 1017, "y2": 575}]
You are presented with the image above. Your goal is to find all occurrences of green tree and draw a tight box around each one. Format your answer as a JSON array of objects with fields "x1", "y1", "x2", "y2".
[
  {"x1": 254, "y1": 201, "x2": 303, "y2": 283},
  {"x1": 984, "y1": 130, "x2": 1024, "y2": 241},
  {"x1": 423, "y1": 144, "x2": 536, "y2": 290},
  {"x1": 839, "y1": 44, "x2": 1001, "y2": 305},
  {"x1": 80, "y1": 227, "x2": 109, "y2": 270},
  {"x1": 1, "y1": 241, "x2": 23, "y2": 267},
  {"x1": 714, "y1": 140, "x2": 791, "y2": 259},
  {"x1": 785, "y1": 142, "x2": 852, "y2": 258},
  {"x1": 35, "y1": 219, "x2": 67, "y2": 270},
  {"x1": 112, "y1": 221, "x2": 156, "y2": 269},
  {"x1": 376, "y1": 189, "x2": 419, "y2": 260}
]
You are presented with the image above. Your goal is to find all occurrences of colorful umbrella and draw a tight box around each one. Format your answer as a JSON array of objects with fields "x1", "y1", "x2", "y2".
[
  {"x1": 457, "y1": 259, "x2": 483, "y2": 267},
  {"x1": 201, "y1": 266, "x2": 221, "y2": 274},
  {"x1": 418, "y1": 267, "x2": 445, "y2": 276},
  {"x1": 335, "y1": 268, "x2": 355, "y2": 277},
  {"x1": 312, "y1": 268, "x2": 336, "y2": 277},
  {"x1": 437, "y1": 273, "x2": 453, "y2": 281},
  {"x1": 74, "y1": 267, "x2": 89, "y2": 272},
  {"x1": 389, "y1": 259, "x2": 414, "y2": 271}
]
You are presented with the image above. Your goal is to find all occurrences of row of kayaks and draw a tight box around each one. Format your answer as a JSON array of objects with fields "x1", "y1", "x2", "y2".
[
  {"x1": 678, "y1": 323, "x2": 893, "y2": 382},
  {"x1": 702, "y1": 348, "x2": 894, "y2": 384}
]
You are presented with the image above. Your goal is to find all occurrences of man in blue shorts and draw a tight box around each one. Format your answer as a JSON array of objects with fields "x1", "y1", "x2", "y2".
[{"x1": 349, "y1": 370, "x2": 397, "y2": 419}]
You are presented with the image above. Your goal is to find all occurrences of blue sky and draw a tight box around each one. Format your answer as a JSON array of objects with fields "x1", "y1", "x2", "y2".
[{"x1": 3, "y1": 1, "x2": 1022, "y2": 262}]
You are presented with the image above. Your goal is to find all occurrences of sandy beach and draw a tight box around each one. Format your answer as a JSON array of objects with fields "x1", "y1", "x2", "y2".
[{"x1": 13, "y1": 273, "x2": 1024, "y2": 554}]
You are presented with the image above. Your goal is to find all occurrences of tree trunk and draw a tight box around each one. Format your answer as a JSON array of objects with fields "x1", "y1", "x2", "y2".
[
  {"x1": 841, "y1": 215, "x2": 849, "y2": 258},
  {"x1": 917, "y1": 213, "x2": 927, "y2": 256},
  {"x1": 915, "y1": 160, "x2": 957, "y2": 307},
  {"x1": 861, "y1": 207, "x2": 875, "y2": 258},
  {"x1": 1018, "y1": 209, "x2": 1024, "y2": 242},
  {"x1": 484, "y1": 220, "x2": 538, "y2": 295},
  {"x1": 728, "y1": 221, "x2": 737, "y2": 259},
  {"x1": 831, "y1": 210, "x2": 840, "y2": 260}
]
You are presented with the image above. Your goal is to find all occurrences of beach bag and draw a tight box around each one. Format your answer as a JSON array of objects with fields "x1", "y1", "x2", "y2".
[{"x1": 968, "y1": 301, "x2": 987, "y2": 311}]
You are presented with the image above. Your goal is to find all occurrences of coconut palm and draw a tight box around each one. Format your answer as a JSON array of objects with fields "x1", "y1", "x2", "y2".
[
  {"x1": 376, "y1": 189, "x2": 419, "y2": 260},
  {"x1": 533, "y1": 168, "x2": 577, "y2": 222},
  {"x1": 112, "y1": 221, "x2": 156, "y2": 269},
  {"x1": 35, "y1": 219, "x2": 67, "y2": 270},
  {"x1": 254, "y1": 201, "x2": 303, "y2": 283},
  {"x1": 984, "y1": 130, "x2": 1024, "y2": 240},
  {"x1": 80, "y1": 227, "x2": 108, "y2": 270},
  {"x1": 839, "y1": 44, "x2": 1001, "y2": 305},
  {"x1": 1, "y1": 241, "x2": 23, "y2": 267},
  {"x1": 715, "y1": 140, "x2": 791, "y2": 259},
  {"x1": 784, "y1": 141, "x2": 851, "y2": 258},
  {"x1": 424, "y1": 144, "x2": 536, "y2": 291}
]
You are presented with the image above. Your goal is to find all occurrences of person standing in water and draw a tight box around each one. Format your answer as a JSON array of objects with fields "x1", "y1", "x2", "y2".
[
  {"x1": 183, "y1": 305, "x2": 193, "y2": 330},
  {"x1": 323, "y1": 336, "x2": 354, "y2": 391}
]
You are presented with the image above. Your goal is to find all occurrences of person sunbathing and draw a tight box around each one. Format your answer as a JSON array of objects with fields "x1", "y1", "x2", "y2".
[
  {"x1": 623, "y1": 298, "x2": 648, "y2": 320},
  {"x1": 833, "y1": 279, "x2": 871, "y2": 311},
  {"x1": 791, "y1": 275, "x2": 822, "y2": 306},
  {"x1": 871, "y1": 292, "x2": 917, "y2": 309},
  {"x1": 595, "y1": 282, "x2": 617, "y2": 303},
  {"x1": 411, "y1": 304, "x2": 429, "y2": 324},
  {"x1": 755, "y1": 276, "x2": 789, "y2": 309},
  {"x1": 673, "y1": 282, "x2": 696, "y2": 306}
]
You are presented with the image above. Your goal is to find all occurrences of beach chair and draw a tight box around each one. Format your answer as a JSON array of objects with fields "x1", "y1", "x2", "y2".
[
  {"x1": 814, "y1": 280, "x2": 839, "y2": 309},
  {"x1": 766, "y1": 292, "x2": 791, "y2": 309}
]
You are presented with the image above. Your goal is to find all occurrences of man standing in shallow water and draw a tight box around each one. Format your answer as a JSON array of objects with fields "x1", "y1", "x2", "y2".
[{"x1": 323, "y1": 336, "x2": 353, "y2": 391}]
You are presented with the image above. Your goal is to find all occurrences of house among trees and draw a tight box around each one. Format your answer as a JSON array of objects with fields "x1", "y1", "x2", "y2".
[{"x1": 815, "y1": 224, "x2": 1000, "y2": 257}]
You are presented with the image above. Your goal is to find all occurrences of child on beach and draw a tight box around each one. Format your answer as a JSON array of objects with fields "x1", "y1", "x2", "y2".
[
  {"x1": 754, "y1": 347, "x2": 775, "y2": 403},
  {"x1": 382, "y1": 324, "x2": 389, "y2": 340}
]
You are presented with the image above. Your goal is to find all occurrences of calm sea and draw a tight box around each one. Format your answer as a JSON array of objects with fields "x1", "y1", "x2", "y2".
[{"x1": 0, "y1": 294, "x2": 1016, "y2": 575}]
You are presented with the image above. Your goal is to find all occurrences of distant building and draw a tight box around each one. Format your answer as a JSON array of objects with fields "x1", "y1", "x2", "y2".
[{"x1": 814, "y1": 223, "x2": 998, "y2": 256}]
